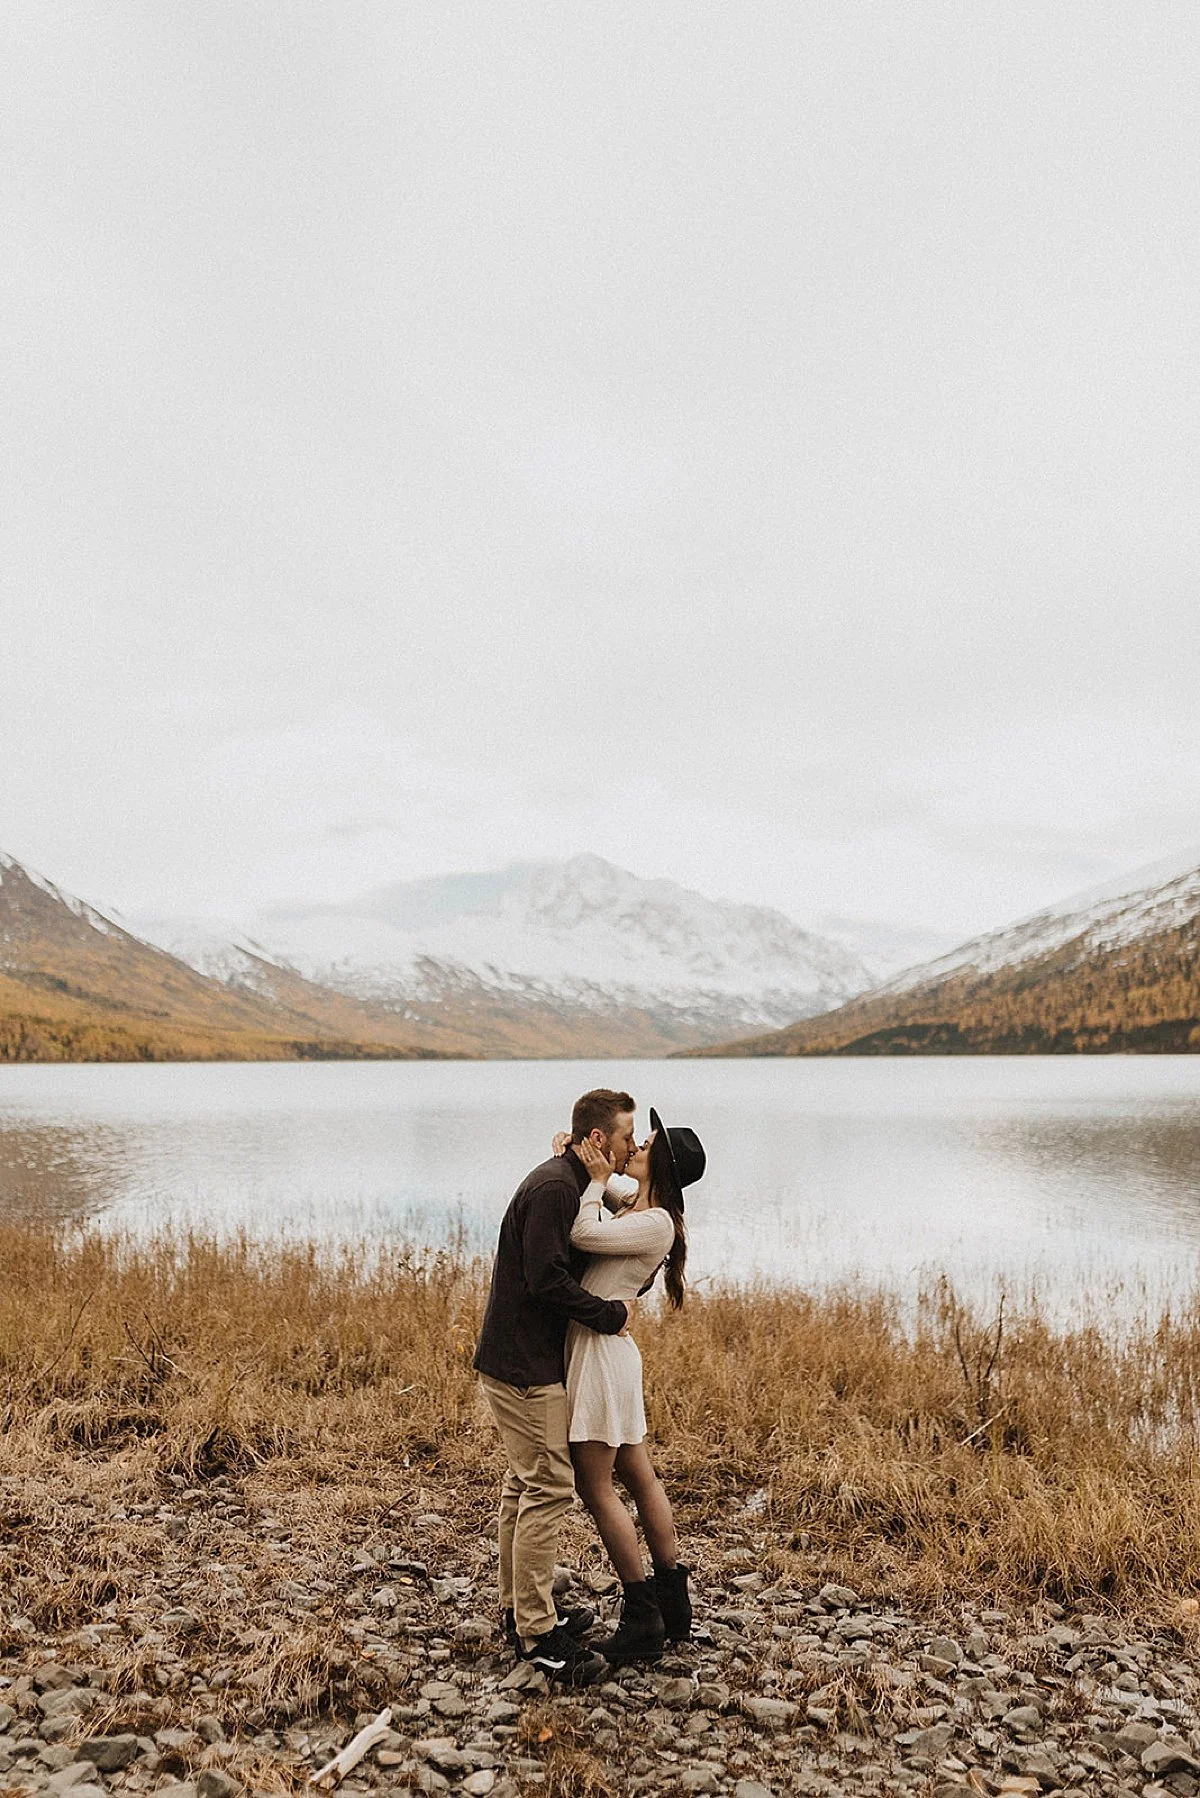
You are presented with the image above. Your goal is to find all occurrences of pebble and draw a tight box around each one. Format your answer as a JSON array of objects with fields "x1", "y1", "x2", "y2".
[
  {"x1": 77, "y1": 1737, "x2": 139, "y2": 1773},
  {"x1": 196, "y1": 1772, "x2": 242, "y2": 1798}
]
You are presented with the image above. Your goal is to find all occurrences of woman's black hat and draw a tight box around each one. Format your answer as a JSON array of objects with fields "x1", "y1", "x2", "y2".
[{"x1": 649, "y1": 1108, "x2": 706, "y2": 1208}]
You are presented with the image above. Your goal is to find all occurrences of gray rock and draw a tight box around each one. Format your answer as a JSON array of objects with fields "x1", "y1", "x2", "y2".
[
  {"x1": 426, "y1": 1746, "x2": 470, "y2": 1774},
  {"x1": 1003, "y1": 1704, "x2": 1043, "y2": 1733},
  {"x1": 1099, "y1": 1683, "x2": 1142, "y2": 1710},
  {"x1": 1003, "y1": 1743, "x2": 1060, "y2": 1786},
  {"x1": 497, "y1": 1662, "x2": 542, "y2": 1692},
  {"x1": 40, "y1": 1713, "x2": 78, "y2": 1744},
  {"x1": 46, "y1": 1763, "x2": 100, "y2": 1791},
  {"x1": 732, "y1": 1784, "x2": 776, "y2": 1798},
  {"x1": 196, "y1": 1718, "x2": 226, "y2": 1745},
  {"x1": 697, "y1": 1682, "x2": 729, "y2": 1710},
  {"x1": 906, "y1": 1723, "x2": 955, "y2": 1759},
  {"x1": 38, "y1": 1689, "x2": 94, "y2": 1718},
  {"x1": 155, "y1": 1728, "x2": 201, "y2": 1752},
  {"x1": 461, "y1": 1775, "x2": 496, "y2": 1798},
  {"x1": 1115, "y1": 1720, "x2": 1159, "y2": 1753},
  {"x1": 161, "y1": 1609, "x2": 202, "y2": 1636},
  {"x1": 452, "y1": 1616, "x2": 493, "y2": 1645},
  {"x1": 658, "y1": 1678, "x2": 696, "y2": 1709},
  {"x1": 678, "y1": 1771, "x2": 720, "y2": 1794},
  {"x1": 149, "y1": 1786, "x2": 198, "y2": 1798},
  {"x1": 32, "y1": 1665, "x2": 77, "y2": 1694},
  {"x1": 817, "y1": 1582, "x2": 859, "y2": 1609},
  {"x1": 1143, "y1": 1738, "x2": 1200, "y2": 1776},
  {"x1": 927, "y1": 1637, "x2": 962, "y2": 1665},
  {"x1": 197, "y1": 1771, "x2": 243, "y2": 1798},
  {"x1": 78, "y1": 1736, "x2": 140, "y2": 1773},
  {"x1": 39, "y1": 1743, "x2": 81, "y2": 1771},
  {"x1": 740, "y1": 1696, "x2": 798, "y2": 1729}
]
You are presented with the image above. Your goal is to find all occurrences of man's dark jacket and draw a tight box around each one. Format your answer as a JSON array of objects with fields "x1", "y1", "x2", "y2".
[{"x1": 473, "y1": 1149, "x2": 628, "y2": 1387}]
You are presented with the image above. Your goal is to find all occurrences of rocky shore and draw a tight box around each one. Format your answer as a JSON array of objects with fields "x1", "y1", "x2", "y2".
[{"x1": 4, "y1": 1473, "x2": 1200, "y2": 1798}]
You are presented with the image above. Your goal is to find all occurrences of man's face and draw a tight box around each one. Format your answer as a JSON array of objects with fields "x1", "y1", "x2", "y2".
[{"x1": 602, "y1": 1110, "x2": 637, "y2": 1175}]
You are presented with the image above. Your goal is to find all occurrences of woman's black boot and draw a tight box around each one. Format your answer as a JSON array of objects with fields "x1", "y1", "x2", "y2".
[
  {"x1": 653, "y1": 1562, "x2": 692, "y2": 1642},
  {"x1": 598, "y1": 1579, "x2": 666, "y2": 1665}
]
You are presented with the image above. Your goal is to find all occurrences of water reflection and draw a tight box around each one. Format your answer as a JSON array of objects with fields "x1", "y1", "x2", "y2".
[
  {"x1": 0, "y1": 1121, "x2": 130, "y2": 1224},
  {"x1": 0, "y1": 1058, "x2": 1199, "y2": 1315}
]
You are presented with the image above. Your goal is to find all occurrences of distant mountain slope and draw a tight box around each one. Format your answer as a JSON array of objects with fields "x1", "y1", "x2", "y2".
[
  {"x1": 140, "y1": 856, "x2": 875, "y2": 1057},
  {"x1": 691, "y1": 849, "x2": 1200, "y2": 1057},
  {"x1": 0, "y1": 854, "x2": 437, "y2": 1062}
]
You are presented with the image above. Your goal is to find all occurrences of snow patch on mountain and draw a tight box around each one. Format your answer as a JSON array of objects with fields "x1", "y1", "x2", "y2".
[
  {"x1": 249, "y1": 856, "x2": 871, "y2": 1019},
  {"x1": 0, "y1": 853, "x2": 123, "y2": 942},
  {"x1": 882, "y1": 845, "x2": 1200, "y2": 996},
  {"x1": 134, "y1": 856, "x2": 876, "y2": 1037},
  {"x1": 130, "y1": 915, "x2": 299, "y2": 998}
]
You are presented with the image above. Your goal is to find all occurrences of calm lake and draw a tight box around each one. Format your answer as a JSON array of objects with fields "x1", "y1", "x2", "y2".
[{"x1": 2, "y1": 1057, "x2": 1200, "y2": 1315}]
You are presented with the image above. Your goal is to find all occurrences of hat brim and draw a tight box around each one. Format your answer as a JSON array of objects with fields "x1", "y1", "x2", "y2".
[{"x1": 648, "y1": 1107, "x2": 682, "y2": 1192}]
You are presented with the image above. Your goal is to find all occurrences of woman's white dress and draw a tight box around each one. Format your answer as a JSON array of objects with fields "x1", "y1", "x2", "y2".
[{"x1": 565, "y1": 1180, "x2": 675, "y2": 1447}]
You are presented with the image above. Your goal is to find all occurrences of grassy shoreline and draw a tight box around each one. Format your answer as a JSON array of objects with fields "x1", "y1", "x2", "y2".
[{"x1": 3, "y1": 1227, "x2": 1200, "y2": 1629}]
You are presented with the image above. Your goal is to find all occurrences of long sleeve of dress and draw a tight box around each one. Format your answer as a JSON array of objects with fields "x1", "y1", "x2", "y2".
[
  {"x1": 571, "y1": 1183, "x2": 675, "y2": 1256},
  {"x1": 521, "y1": 1184, "x2": 629, "y2": 1333}
]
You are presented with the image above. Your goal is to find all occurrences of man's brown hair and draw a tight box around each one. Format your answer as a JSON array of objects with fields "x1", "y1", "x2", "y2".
[{"x1": 571, "y1": 1088, "x2": 636, "y2": 1142}]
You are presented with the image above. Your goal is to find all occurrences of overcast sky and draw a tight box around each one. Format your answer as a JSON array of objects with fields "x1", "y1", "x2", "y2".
[{"x1": 4, "y1": 2, "x2": 1199, "y2": 941}]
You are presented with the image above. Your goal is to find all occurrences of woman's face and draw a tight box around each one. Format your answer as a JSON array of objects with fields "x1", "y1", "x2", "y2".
[{"x1": 626, "y1": 1129, "x2": 657, "y2": 1182}]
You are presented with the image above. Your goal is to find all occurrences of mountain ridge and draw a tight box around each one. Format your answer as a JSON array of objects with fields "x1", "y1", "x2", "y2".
[
  {"x1": 687, "y1": 849, "x2": 1200, "y2": 1057},
  {"x1": 134, "y1": 854, "x2": 879, "y2": 1056},
  {"x1": 0, "y1": 854, "x2": 447, "y2": 1062}
]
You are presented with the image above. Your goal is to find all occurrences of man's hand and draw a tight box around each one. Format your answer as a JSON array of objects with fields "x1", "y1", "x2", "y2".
[{"x1": 577, "y1": 1134, "x2": 616, "y2": 1184}]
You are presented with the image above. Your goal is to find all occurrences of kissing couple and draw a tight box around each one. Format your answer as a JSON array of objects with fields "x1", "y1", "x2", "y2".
[{"x1": 473, "y1": 1087, "x2": 707, "y2": 1687}]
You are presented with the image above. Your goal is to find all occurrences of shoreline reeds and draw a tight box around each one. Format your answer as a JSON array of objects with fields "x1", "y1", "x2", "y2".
[{"x1": 3, "y1": 1224, "x2": 1200, "y2": 1629}]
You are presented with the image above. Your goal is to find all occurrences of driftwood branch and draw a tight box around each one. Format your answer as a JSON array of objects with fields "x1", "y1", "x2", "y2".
[
  {"x1": 961, "y1": 1401, "x2": 1011, "y2": 1447},
  {"x1": 309, "y1": 1708, "x2": 393, "y2": 1788}
]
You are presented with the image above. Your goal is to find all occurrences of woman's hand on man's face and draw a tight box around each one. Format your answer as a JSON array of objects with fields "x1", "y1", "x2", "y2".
[{"x1": 577, "y1": 1134, "x2": 616, "y2": 1183}]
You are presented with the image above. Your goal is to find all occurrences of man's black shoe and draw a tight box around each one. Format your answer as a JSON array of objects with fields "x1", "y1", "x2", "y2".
[
  {"x1": 503, "y1": 1604, "x2": 595, "y2": 1652},
  {"x1": 518, "y1": 1622, "x2": 607, "y2": 1685}
]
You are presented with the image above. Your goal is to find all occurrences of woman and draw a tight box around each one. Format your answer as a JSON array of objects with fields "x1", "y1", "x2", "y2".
[{"x1": 553, "y1": 1109, "x2": 706, "y2": 1664}]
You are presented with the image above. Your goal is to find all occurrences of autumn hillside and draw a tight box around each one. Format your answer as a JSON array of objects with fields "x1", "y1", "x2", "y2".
[
  {"x1": 0, "y1": 855, "x2": 444, "y2": 1062},
  {"x1": 690, "y1": 856, "x2": 1200, "y2": 1057}
]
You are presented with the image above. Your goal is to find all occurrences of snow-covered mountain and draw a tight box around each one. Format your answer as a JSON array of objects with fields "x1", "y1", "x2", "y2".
[
  {"x1": 879, "y1": 845, "x2": 1200, "y2": 995},
  {"x1": 697, "y1": 847, "x2": 1200, "y2": 1057},
  {"x1": 137, "y1": 856, "x2": 876, "y2": 1056}
]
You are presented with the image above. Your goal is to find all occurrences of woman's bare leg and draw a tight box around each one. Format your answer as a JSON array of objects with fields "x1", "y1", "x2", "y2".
[
  {"x1": 571, "y1": 1441, "x2": 646, "y2": 1584},
  {"x1": 614, "y1": 1441, "x2": 677, "y2": 1569}
]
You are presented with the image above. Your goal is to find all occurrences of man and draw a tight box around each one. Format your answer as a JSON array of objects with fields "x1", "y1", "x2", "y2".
[{"x1": 474, "y1": 1088, "x2": 637, "y2": 1685}]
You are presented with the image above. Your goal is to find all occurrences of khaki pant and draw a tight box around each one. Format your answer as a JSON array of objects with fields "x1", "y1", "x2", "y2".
[{"x1": 478, "y1": 1374, "x2": 575, "y2": 1643}]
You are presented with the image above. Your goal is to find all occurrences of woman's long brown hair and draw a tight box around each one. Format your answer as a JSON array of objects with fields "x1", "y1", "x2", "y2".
[{"x1": 648, "y1": 1131, "x2": 687, "y2": 1309}]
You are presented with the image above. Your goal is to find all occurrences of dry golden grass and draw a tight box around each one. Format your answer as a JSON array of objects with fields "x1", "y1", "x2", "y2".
[{"x1": 4, "y1": 1223, "x2": 1200, "y2": 1634}]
